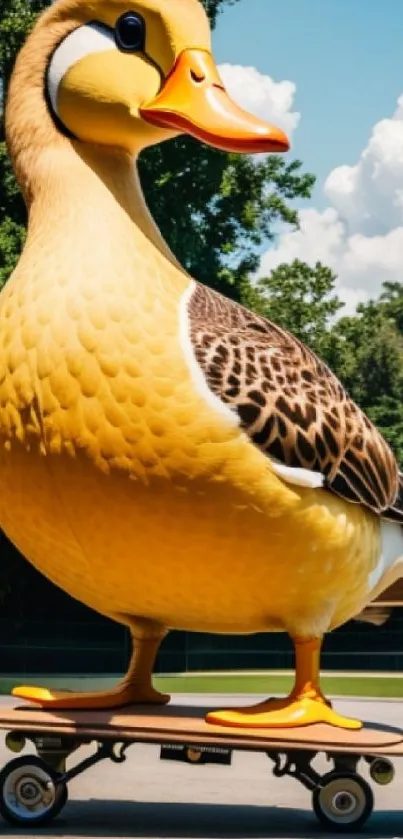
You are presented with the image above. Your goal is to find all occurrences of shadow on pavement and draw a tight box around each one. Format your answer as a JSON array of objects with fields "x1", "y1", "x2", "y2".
[{"x1": 5, "y1": 800, "x2": 403, "y2": 838}]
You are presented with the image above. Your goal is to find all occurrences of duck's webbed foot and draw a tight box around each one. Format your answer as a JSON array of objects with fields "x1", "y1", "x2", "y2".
[
  {"x1": 206, "y1": 638, "x2": 361, "y2": 730},
  {"x1": 13, "y1": 625, "x2": 169, "y2": 710}
]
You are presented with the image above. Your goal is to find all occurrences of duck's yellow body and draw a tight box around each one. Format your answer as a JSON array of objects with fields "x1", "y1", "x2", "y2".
[
  {"x1": 0, "y1": 149, "x2": 378, "y2": 638},
  {"x1": 0, "y1": 420, "x2": 380, "y2": 637},
  {"x1": 3, "y1": 0, "x2": 401, "y2": 729}
]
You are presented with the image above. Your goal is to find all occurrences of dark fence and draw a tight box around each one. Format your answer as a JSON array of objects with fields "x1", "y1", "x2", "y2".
[
  {"x1": 1, "y1": 612, "x2": 403, "y2": 675},
  {"x1": 1, "y1": 530, "x2": 403, "y2": 675}
]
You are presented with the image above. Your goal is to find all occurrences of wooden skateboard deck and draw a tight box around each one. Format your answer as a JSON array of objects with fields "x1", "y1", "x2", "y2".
[{"x1": 1, "y1": 702, "x2": 403, "y2": 756}]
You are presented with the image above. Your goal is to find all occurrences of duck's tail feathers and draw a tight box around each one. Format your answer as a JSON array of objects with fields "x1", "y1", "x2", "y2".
[
  {"x1": 383, "y1": 473, "x2": 403, "y2": 524},
  {"x1": 355, "y1": 606, "x2": 392, "y2": 626}
]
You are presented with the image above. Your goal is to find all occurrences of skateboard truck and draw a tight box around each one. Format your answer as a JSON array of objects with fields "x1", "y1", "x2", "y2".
[{"x1": 267, "y1": 749, "x2": 322, "y2": 790}]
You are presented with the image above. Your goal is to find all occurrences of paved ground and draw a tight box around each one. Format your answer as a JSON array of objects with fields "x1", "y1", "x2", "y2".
[{"x1": 1, "y1": 694, "x2": 403, "y2": 839}]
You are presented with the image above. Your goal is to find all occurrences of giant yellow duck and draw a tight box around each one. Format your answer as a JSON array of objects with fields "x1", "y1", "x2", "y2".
[{"x1": 2, "y1": 0, "x2": 403, "y2": 731}]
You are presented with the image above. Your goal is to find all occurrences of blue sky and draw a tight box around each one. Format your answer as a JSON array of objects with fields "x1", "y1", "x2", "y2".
[{"x1": 213, "y1": 0, "x2": 403, "y2": 208}]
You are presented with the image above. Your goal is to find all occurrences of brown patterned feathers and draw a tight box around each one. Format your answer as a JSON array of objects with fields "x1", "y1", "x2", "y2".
[{"x1": 188, "y1": 283, "x2": 402, "y2": 523}]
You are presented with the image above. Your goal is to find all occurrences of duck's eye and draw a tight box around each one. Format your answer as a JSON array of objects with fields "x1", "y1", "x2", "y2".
[{"x1": 115, "y1": 11, "x2": 145, "y2": 52}]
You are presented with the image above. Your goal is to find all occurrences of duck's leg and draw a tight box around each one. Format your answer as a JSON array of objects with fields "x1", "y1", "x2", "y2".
[
  {"x1": 12, "y1": 620, "x2": 170, "y2": 709},
  {"x1": 206, "y1": 637, "x2": 361, "y2": 730}
]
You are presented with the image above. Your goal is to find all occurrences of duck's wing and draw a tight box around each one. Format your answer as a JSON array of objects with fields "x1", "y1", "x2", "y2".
[{"x1": 187, "y1": 282, "x2": 402, "y2": 521}]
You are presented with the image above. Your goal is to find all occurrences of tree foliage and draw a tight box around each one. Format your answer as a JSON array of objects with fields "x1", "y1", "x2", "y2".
[
  {"x1": 328, "y1": 302, "x2": 403, "y2": 463},
  {"x1": 380, "y1": 282, "x2": 403, "y2": 333},
  {"x1": 140, "y1": 150, "x2": 314, "y2": 299},
  {"x1": 201, "y1": 0, "x2": 239, "y2": 28},
  {"x1": 249, "y1": 260, "x2": 342, "y2": 354}
]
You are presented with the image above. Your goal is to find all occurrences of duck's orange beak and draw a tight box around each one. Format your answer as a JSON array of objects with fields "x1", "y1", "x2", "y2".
[{"x1": 140, "y1": 49, "x2": 289, "y2": 154}]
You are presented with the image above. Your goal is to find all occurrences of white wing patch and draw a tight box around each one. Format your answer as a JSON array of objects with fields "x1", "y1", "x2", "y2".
[
  {"x1": 47, "y1": 23, "x2": 115, "y2": 117},
  {"x1": 269, "y1": 462, "x2": 325, "y2": 489}
]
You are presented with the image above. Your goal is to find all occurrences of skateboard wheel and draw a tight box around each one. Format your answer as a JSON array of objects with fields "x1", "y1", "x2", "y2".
[
  {"x1": 5, "y1": 732, "x2": 26, "y2": 754},
  {"x1": 369, "y1": 757, "x2": 395, "y2": 786},
  {"x1": 312, "y1": 771, "x2": 374, "y2": 832},
  {"x1": 0, "y1": 755, "x2": 68, "y2": 826}
]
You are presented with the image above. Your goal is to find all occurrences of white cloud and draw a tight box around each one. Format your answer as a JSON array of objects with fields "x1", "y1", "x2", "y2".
[
  {"x1": 218, "y1": 64, "x2": 300, "y2": 136},
  {"x1": 259, "y1": 93, "x2": 403, "y2": 313},
  {"x1": 261, "y1": 208, "x2": 345, "y2": 270}
]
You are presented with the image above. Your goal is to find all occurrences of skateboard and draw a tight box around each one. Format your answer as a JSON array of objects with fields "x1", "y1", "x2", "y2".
[{"x1": 0, "y1": 702, "x2": 402, "y2": 832}]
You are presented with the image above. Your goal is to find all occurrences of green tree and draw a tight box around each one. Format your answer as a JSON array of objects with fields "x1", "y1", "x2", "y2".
[
  {"x1": 329, "y1": 302, "x2": 403, "y2": 464},
  {"x1": 245, "y1": 259, "x2": 342, "y2": 355},
  {"x1": 0, "y1": 0, "x2": 46, "y2": 286},
  {"x1": 140, "y1": 152, "x2": 314, "y2": 300},
  {"x1": 379, "y1": 281, "x2": 403, "y2": 334},
  {"x1": 202, "y1": 0, "x2": 239, "y2": 28},
  {"x1": 0, "y1": 0, "x2": 315, "y2": 299}
]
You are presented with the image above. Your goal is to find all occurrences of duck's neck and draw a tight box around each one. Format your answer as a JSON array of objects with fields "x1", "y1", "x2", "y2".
[{"x1": 24, "y1": 142, "x2": 185, "y2": 278}]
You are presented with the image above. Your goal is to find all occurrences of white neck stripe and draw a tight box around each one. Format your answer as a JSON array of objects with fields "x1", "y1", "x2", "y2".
[{"x1": 47, "y1": 22, "x2": 116, "y2": 117}]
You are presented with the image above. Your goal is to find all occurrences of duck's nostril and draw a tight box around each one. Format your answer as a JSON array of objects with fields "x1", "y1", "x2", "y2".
[{"x1": 190, "y1": 69, "x2": 205, "y2": 83}]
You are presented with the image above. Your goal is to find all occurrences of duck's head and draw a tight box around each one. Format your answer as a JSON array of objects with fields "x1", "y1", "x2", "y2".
[{"x1": 7, "y1": 0, "x2": 289, "y2": 168}]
